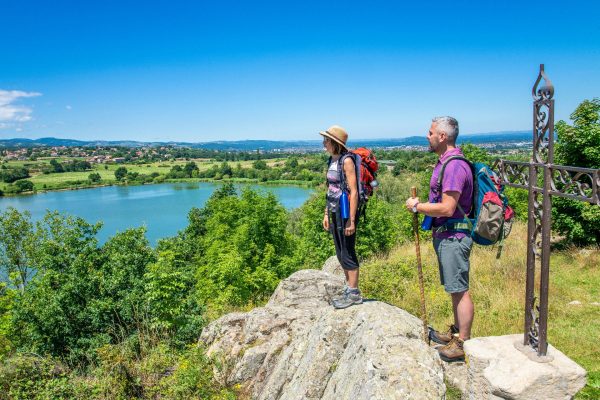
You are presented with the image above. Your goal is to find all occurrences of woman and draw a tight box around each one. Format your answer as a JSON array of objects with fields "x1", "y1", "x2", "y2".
[{"x1": 320, "y1": 125, "x2": 362, "y2": 309}]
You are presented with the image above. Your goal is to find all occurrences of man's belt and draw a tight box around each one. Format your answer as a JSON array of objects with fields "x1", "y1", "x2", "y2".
[{"x1": 434, "y1": 222, "x2": 471, "y2": 234}]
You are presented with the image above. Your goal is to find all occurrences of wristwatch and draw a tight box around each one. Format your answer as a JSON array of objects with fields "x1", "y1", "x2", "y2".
[{"x1": 412, "y1": 201, "x2": 419, "y2": 213}]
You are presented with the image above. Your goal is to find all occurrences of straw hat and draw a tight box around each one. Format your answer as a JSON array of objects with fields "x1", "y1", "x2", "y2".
[{"x1": 319, "y1": 125, "x2": 348, "y2": 150}]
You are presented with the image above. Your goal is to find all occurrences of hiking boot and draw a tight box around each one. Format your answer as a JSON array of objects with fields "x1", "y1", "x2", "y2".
[
  {"x1": 331, "y1": 285, "x2": 349, "y2": 304},
  {"x1": 430, "y1": 324, "x2": 459, "y2": 345},
  {"x1": 332, "y1": 288, "x2": 363, "y2": 309},
  {"x1": 438, "y1": 336, "x2": 465, "y2": 363}
]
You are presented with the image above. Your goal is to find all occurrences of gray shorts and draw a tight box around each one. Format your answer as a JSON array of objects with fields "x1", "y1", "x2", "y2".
[{"x1": 433, "y1": 236, "x2": 473, "y2": 293}]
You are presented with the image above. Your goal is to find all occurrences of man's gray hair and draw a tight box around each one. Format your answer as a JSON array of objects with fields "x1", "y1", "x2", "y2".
[{"x1": 432, "y1": 116, "x2": 459, "y2": 143}]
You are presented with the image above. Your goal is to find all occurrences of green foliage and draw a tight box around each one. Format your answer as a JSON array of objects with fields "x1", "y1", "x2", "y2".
[
  {"x1": 88, "y1": 172, "x2": 101, "y2": 183},
  {"x1": 154, "y1": 346, "x2": 235, "y2": 400},
  {"x1": 49, "y1": 158, "x2": 64, "y2": 173},
  {"x1": 556, "y1": 98, "x2": 600, "y2": 168},
  {"x1": 553, "y1": 98, "x2": 600, "y2": 245},
  {"x1": 0, "y1": 167, "x2": 29, "y2": 183},
  {"x1": 144, "y1": 251, "x2": 204, "y2": 346},
  {"x1": 374, "y1": 149, "x2": 436, "y2": 173},
  {"x1": 167, "y1": 162, "x2": 199, "y2": 179},
  {"x1": 288, "y1": 191, "x2": 333, "y2": 269},
  {"x1": 193, "y1": 187, "x2": 295, "y2": 308},
  {"x1": 0, "y1": 208, "x2": 37, "y2": 292},
  {"x1": 8, "y1": 214, "x2": 160, "y2": 365},
  {"x1": 504, "y1": 187, "x2": 528, "y2": 221},
  {"x1": 0, "y1": 283, "x2": 15, "y2": 359},
  {"x1": 460, "y1": 143, "x2": 491, "y2": 163},
  {"x1": 0, "y1": 354, "x2": 74, "y2": 399},
  {"x1": 290, "y1": 188, "x2": 406, "y2": 270},
  {"x1": 354, "y1": 195, "x2": 399, "y2": 257},
  {"x1": 11, "y1": 213, "x2": 103, "y2": 363},
  {"x1": 114, "y1": 166, "x2": 128, "y2": 181},
  {"x1": 15, "y1": 180, "x2": 34, "y2": 193},
  {"x1": 252, "y1": 159, "x2": 267, "y2": 170}
]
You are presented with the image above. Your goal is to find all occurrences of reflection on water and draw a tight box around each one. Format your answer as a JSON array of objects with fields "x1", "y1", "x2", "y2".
[{"x1": 0, "y1": 182, "x2": 313, "y2": 245}]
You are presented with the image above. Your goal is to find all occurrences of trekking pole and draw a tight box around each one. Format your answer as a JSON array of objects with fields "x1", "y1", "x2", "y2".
[{"x1": 411, "y1": 187, "x2": 429, "y2": 344}]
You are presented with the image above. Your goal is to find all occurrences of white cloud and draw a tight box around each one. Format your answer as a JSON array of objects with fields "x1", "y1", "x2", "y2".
[{"x1": 0, "y1": 89, "x2": 42, "y2": 123}]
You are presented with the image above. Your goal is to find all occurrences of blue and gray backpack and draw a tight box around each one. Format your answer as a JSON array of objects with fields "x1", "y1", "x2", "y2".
[{"x1": 425, "y1": 156, "x2": 514, "y2": 255}]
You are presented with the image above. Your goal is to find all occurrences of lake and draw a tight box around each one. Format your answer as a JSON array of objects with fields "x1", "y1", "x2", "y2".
[{"x1": 0, "y1": 183, "x2": 314, "y2": 245}]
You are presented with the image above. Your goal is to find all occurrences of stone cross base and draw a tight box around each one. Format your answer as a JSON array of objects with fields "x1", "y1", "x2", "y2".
[{"x1": 463, "y1": 334, "x2": 587, "y2": 399}]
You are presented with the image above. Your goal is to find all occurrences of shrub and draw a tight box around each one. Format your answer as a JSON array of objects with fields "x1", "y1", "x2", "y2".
[{"x1": 0, "y1": 354, "x2": 74, "y2": 399}]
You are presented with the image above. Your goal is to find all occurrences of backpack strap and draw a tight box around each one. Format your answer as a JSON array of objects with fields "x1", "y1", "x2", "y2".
[
  {"x1": 437, "y1": 156, "x2": 476, "y2": 230},
  {"x1": 338, "y1": 152, "x2": 360, "y2": 195},
  {"x1": 338, "y1": 152, "x2": 365, "y2": 222}
]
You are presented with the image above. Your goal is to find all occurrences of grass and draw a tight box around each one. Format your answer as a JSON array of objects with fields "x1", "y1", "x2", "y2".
[
  {"x1": 360, "y1": 221, "x2": 599, "y2": 399},
  {"x1": 0, "y1": 158, "x2": 292, "y2": 193}
]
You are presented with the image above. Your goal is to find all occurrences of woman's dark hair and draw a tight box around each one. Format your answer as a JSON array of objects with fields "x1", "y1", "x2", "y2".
[{"x1": 329, "y1": 139, "x2": 347, "y2": 156}]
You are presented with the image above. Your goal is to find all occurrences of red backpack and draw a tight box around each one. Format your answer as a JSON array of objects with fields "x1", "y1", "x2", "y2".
[
  {"x1": 351, "y1": 148, "x2": 379, "y2": 200},
  {"x1": 332, "y1": 148, "x2": 379, "y2": 218}
]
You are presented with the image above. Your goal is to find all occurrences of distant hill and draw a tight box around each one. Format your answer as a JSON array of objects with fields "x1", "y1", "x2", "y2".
[{"x1": 0, "y1": 130, "x2": 530, "y2": 151}]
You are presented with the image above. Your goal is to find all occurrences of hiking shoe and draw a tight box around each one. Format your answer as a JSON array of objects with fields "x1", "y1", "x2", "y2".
[
  {"x1": 430, "y1": 324, "x2": 459, "y2": 345},
  {"x1": 331, "y1": 285, "x2": 349, "y2": 304},
  {"x1": 332, "y1": 289, "x2": 363, "y2": 309},
  {"x1": 438, "y1": 336, "x2": 465, "y2": 363}
]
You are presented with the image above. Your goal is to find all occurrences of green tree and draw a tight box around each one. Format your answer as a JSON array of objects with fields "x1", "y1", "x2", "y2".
[
  {"x1": 555, "y1": 99, "x2": 600, "y2": 168},
  {"x1": 49, "y1": 159, "x2": 64, "y2": 173},
  {"x1": 144, "y1": 250, "x2": 204, "y2": 345},
  {"x1": 285, "y1": 157, "x2": 299, "y2": 170},
  {"x1": 14, "y1": 180, "x2": 34, "y2": 193},
  {"x1": 0, "y1": 208, "x2": 37, "y2": 292},
  {"x1": 11, "y1": 212, "x2": 103, "y2": 363},
  {"x1": 460, "y1": 143, "x2": 491, "y2": 163},
  {"x1": 252, "y1": 159, "x2": 267, "y2": 170},
  {"x1": 183, "y1": 161, "x2": 199, "y2": 178},
  {"x1": 115, "y1": 166, "x2": 128, "y2": 181},
  {"x1": 193, "y1": 188, "x2": 294, "y2": 307},
  {"x1": 219, "y1": 162, "x2": 233, "y2": 177},
  {"x1": 88, "y1": 172, "x2": 101, "y2": 183},
  {"x1": 0, "y1": 167, "x2": 29, "y2": 183},
  {"x1": 553, "y1": 98, "x2": 600, "y2": 245}
]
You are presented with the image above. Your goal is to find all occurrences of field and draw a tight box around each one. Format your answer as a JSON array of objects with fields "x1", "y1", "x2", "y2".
[
  {"x1": 360, "y1": 221, "x2": 599, "y2": 398},
  {"x1": 0, "y1": 158, "x2": 282, "y2": 192}
]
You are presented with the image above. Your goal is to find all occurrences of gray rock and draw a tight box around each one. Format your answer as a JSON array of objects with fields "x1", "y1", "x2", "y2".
[
  {"x1": 464, "y1": 334, "x2": 587, "y2": 400},
  {"x1": 200, "y1": 266, "x2": 588, "y2": 399},
  {"x1": 321, "y1": 256, "x2": 345, "y2": 278},
  {"x1": 200, "y1": 268, "x2": 446, "y2": 399}
]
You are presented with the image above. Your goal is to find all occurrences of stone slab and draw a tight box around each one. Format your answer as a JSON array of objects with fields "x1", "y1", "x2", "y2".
[{"x1": 464, "y1": 334, "x2": 587, "y2": 400}]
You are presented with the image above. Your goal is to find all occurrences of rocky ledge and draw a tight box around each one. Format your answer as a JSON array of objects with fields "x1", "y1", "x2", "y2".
[
  {"x1": 200, "y1": 256, "x2": 586, "y2": 399},
  {"x1": 200, "y1": 257, "x2": 446, "y2": 399}
]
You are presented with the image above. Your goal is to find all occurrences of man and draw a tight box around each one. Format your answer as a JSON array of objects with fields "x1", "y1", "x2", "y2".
[{"x1": 405, "y1": 116, "x2": 474, "y2": 362}]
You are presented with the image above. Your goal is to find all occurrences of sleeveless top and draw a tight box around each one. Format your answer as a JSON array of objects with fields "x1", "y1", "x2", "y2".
[{"x1": 326, "y1": 158, "x2": 343, "y2": 211}]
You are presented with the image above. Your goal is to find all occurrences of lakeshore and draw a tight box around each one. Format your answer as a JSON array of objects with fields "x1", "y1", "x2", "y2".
[{"x1": 0, "y1": 181, "x2": 314, "y2": 245}]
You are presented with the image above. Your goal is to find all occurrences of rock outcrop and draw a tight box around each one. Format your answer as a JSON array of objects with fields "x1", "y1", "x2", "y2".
[
  {"x1": 201, "y1": 256, "x2": 588, "y2": 399},
  {"x1": 200, "y1": 257, "x2": 446, "y2": 399}
]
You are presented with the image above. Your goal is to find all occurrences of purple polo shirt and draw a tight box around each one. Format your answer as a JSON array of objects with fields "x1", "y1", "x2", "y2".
[{"x1": 429, "y1": 148, "x2": 473, "y2": 239}]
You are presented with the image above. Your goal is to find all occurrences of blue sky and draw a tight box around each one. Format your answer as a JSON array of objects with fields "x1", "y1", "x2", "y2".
[{"x1": 1, "y1": 0, "x2": 599, "y2": 142}]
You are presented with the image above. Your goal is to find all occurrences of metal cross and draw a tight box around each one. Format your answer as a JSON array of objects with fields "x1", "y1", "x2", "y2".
[{"x1": 493, "y1": 64, "x2": 600, "y2": 357}]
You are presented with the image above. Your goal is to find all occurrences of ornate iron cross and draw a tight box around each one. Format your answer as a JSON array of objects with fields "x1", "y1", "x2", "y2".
[{"x1": 493, "y1": 64, "x2": 600, "y2": 357}]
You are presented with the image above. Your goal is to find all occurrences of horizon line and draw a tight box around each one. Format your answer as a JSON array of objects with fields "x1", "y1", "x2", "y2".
[{"x1": 0, "y1": 129, "x2": 531, "y2": 145}]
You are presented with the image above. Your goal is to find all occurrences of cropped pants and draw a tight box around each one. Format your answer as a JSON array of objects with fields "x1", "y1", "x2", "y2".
[{"x1": 330, "y1": 211, "x2": 360, "y2": 270}]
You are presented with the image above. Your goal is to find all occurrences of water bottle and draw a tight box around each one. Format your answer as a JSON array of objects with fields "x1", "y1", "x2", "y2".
[
  {"x1": 421, "y1": 197, "x2": 437, "y2": 230},
  {"x1": 370, "y1": 179, "x2": 378, "y2": 189},
  {"x1": 340, "y1": 191, "x2": 350, "y2": 219}
]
